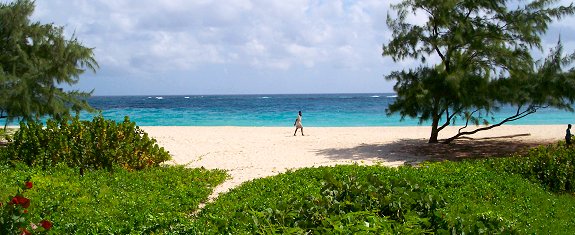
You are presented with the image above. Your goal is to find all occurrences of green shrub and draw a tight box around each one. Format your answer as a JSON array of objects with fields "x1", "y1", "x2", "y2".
[
  {"x1": 0, "y1": 179, "x2": 52, "y2": 235},
  {"x1": 241, "y1": 172, "x2": 447, "y2": 234},
  {"x1": 193, "y1": 163, "x2": 575, "y2": 234},
  {"x1": 2, "y1": 115, "x2": 171, "y2": 172},
  {"x1": 0, "y1": 164, "x2": 228, "y2": 234},
  {"x1": 487, "y1": 142, "x2": 575, "y2": 193},
  {"x1": 0, "y1": 128, "x2": 7, "y2": 141}
]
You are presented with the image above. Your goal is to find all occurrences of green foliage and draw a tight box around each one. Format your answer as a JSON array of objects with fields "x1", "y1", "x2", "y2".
[
  {"x1": 0, "y1": 0, "x2": 98, "y2": 124},
  {"x1": 193, "y1": 163, "x2": 575, "y2": 234},
  {"x1": 0, "y1": 128, "x2": 16, "y2": 142},
  {"x1": 4, "y1": 141, "x2": 575, "y2": 233},
  {"x1": 2, "y1": 115, "x2": 171, "y2": 172},
  {"x1": 1, "y1": 179, "x2": 52, "y2": 235},
  {"x1": 0, "y1": 164, "x2": 228, "y2": 234},
  {"x1": 487, "y1": 142, "x2": 575, "y2": 194},
  {"x1": 383, "y1": 0, "x2": 575, "y2": 143},
  {"x1": 192, "y1": 166, "x2": 330, "y2": 234},
  {"x1": 242, "y1": 172, "x2": 447, "y2": 234}
]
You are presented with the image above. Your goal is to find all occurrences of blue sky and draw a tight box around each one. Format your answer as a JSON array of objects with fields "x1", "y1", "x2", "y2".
[{"x1": 31, "y1": 0, "x2": 575, "y2": 96}]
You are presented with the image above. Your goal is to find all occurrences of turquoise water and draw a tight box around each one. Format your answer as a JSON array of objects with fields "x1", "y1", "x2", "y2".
[{"x1": 4, "y1": 93, "x2": 575, "y2": 126}]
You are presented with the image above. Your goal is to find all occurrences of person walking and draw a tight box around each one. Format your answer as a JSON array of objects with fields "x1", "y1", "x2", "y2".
[
  {"x1": 294, "y1": 111, "x2": 304, "y2": 136},
  {"x1": 567, "y1": 124, "x2": 573, "y2": 146}
]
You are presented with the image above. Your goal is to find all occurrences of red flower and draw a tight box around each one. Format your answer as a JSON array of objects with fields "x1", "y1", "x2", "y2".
[
  {"x1": 19, "y1": 228, "x2": 31, "y2": 235},
  {"x1": 23, "y1": 209, "x2": 28, "y2": 214},
  {"x1": 25, "y1": 181, "x2": 33, "y2": 189},
  {"x1": 39, "y1": 220, "x2": 53, "y2": 230},
  {"x1": 10, "y1": 195, "x2": 31, "y2": 208}
]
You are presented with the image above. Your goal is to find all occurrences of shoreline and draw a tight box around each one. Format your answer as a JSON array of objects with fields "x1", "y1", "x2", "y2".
[
  {"x1": 142, "y1": 125, "x2": 563, "y2": 198},
  {"x1": 2, "y1": 123, "x2": 572, "y2": 129}
]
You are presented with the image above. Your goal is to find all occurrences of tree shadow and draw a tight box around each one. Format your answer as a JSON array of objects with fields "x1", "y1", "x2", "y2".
[{"x1": 315, "y1": 134, "x2": 553, "y2": 164}]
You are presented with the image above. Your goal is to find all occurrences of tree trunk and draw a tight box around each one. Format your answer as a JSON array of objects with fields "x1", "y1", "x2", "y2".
[{"x1": 429, "y1": 116, "x2": 440, "y2": 143}]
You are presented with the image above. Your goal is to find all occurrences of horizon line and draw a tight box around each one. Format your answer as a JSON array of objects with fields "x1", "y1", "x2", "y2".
[{"x1": 90, "y1": 92, "x2": 397, "y2": 97}]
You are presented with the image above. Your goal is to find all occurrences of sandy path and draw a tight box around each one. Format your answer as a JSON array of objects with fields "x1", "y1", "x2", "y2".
[{"x1": 142, "y1": 125, "x2": 563, "y2": 200}]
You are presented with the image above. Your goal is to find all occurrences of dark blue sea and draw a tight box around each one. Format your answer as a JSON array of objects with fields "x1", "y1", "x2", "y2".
[{"x1": 71, "y1": 93, "x2": 574, "y2": 127}]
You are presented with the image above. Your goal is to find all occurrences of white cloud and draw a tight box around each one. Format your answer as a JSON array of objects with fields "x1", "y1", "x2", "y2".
[
  {"x1": 32, "y1": 0, "x2": 391, "y2": 73},
  {"x1": 26, "y1": 0, "x2": 575, "y2": 95}
]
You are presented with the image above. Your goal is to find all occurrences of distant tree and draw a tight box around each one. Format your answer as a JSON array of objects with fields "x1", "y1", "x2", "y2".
[
  {"x1": 382, "y1": 0, "x2": 575, "y2": 143},
  {"x1": 0, "y1": 0, "x2": 98, "y2": 125}
]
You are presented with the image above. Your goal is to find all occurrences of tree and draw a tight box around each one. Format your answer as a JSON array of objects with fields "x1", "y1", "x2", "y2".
[
  {"x1": 0, "y1": 0, "x2": 98, "y2": 125},
  {"x1": 382, "y1": 0, "x2": 575, "y2": 143}
]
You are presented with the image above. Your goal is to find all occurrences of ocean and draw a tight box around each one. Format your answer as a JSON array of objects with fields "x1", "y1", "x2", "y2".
[
  {"x1": 70, "y1": 93, "x2": 574, "y2": 127},
  {"x1": 2, "y1": 93, "x2": 573, "y2": 127}
]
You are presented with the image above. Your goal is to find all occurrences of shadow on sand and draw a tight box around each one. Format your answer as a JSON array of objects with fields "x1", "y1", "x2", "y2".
[{"x1": 315, "y1": 133, "x2": 552, "y2": 165}]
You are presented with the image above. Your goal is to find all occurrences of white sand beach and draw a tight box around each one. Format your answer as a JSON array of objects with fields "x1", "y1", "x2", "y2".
[{"x1": 142, "y1": 125, "x2": 564, "y2": 199}]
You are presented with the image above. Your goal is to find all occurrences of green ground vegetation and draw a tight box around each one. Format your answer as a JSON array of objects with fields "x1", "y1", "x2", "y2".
[
  {"x1": 0, "y1": 116, "x2": 227, "y2": 233},
  {"x1": 2, "y1": 117, "x2": 575, "y2": 233},
  {"x1": 191, "y1": 143, "x2": 575, "y2": 234},
  {"x1": 0, "y1": 164, "x2": 227, "y2": 234}
]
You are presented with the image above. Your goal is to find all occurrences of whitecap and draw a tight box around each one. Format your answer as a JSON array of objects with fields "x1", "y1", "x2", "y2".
[
  {"x1": 260, "y1": 96, "x2": 270, "y2": 99},
  {"x1": 155, "y1": 96, "x2": 163, "y2": 100},
  {"x1": 386, "y1": 95, "x2": 398, "y2": 98},
  {"x1": 184, "y1": 97, "x2": 190, "y2": 99},
  {"x1": 370, "y1": 95, "x2": 380, "y2": 98}
]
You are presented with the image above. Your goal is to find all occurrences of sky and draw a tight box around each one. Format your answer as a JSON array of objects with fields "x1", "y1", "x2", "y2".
[{"x1": 28, "y1": 0, "x2": 575, "y2": 96}]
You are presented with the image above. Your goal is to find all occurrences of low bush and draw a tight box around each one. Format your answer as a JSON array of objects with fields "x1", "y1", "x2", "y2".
[
  {"x1": 0, "y1": 164, "x2": 228, "y2": 234},
  {"x1": 0, "y1": 128, "x2": 7, "y2": 141},
  {"x1": 486, "y1": 142, "x2": 575, "y2": 193},
  {"x1": 0, "y1": 179, "x2": 52, "y2": 235},
  {"x1": 192, "y1": 163, "x2": 575, "y2": 234},
  {"x1": 242, "y1": 172, "x2": 447, "y2": 234},
  {"x1": 1, "y1": 115, "x2": 171, "y2": 172}
]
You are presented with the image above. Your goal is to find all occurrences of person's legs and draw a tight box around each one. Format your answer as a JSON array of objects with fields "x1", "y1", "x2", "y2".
[{"x1": 294, "y1": 127, "x2": 303, "y2": 136}]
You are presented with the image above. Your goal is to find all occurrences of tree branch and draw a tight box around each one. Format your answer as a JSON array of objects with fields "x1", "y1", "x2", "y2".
[
  {"x1": 438, "y1": 106, "x2": 462, "y2": 132},
  {"x1": 433, "y1": 31, "x2": 446, "y2": 63},
  {"x1": 458, "y1": 109, "x2": 480, "y2": 134},
  {"x1": 442, "y1": 105, "x2": 544, "y2": 144}
]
